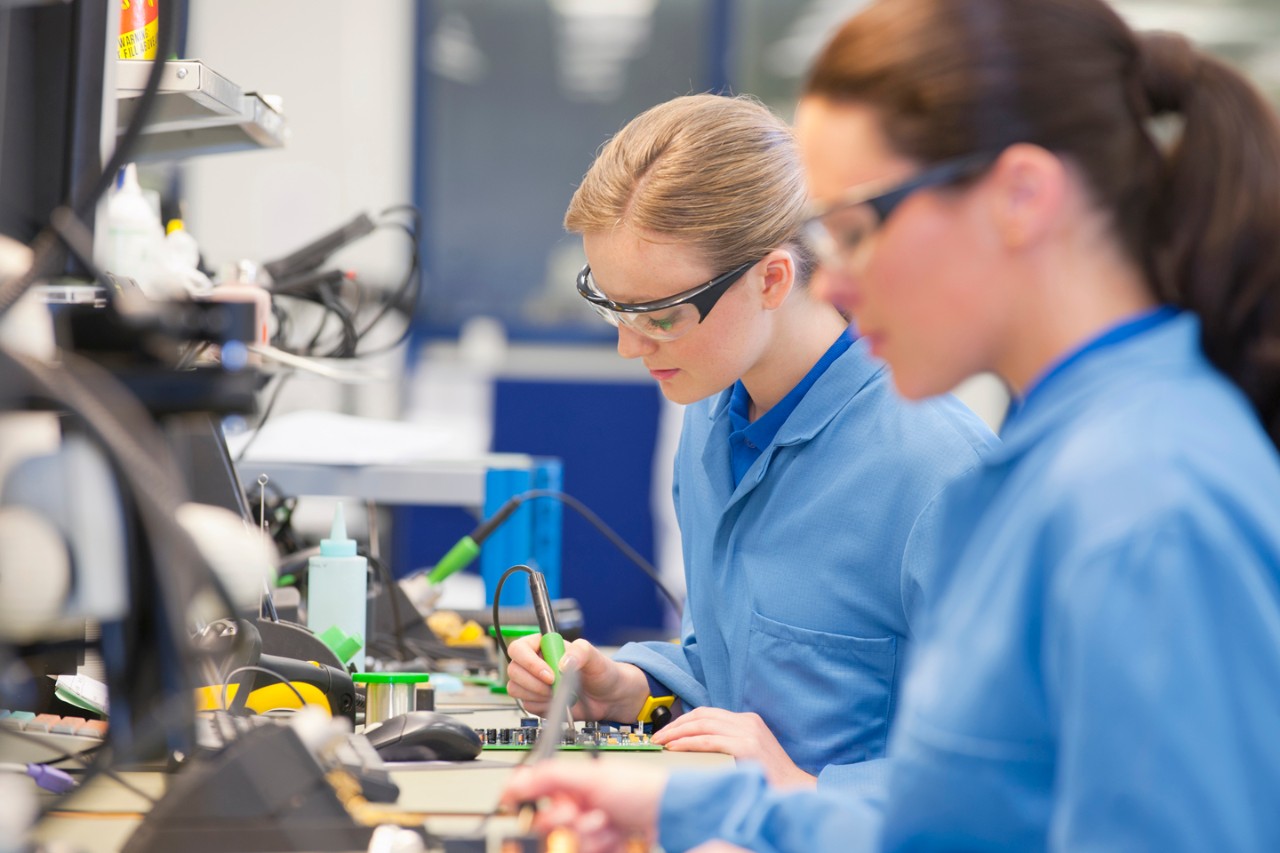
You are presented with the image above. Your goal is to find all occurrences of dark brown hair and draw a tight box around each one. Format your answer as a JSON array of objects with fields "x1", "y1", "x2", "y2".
[{"x1": 806, "y1": 0, "x2": 1280, "y2": 447}]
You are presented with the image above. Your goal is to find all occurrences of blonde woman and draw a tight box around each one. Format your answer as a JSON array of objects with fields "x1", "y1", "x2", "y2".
[{"x1": 506, "y1": 94, "x2": 995, "y2": 790}]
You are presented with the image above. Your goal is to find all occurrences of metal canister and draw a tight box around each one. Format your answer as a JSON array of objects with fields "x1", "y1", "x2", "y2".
[{"x1": 352, "y1": 672, "x2": 430, "y2": 725}]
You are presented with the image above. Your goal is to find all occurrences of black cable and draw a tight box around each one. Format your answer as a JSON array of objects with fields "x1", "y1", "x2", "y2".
[
  {"x1": 233, "y1": 370, "x2": 293, "y2": 464},
  {"x1": 299, "y1": 294, "x2": 335, "y2": 355},
  {"x1": 260, "y1": 588, "x2": 280, "y2": 623},
  {"x1": 270, "y1": 300, "x2": 292, "y2": 349},
  {"x1": 379, "y1": 203, "x2": 423, "y2": 228},
  {"x1": 366, "y1": 553, "x2": 408, "y2": 661},
  {"x1": 490, "y1": 565, "x2": 536, "y2": 663},
  {"x1": 262, "y1": 206, "x2": 421, "y2": 359},
  {"x1": 0, "y1": 725, "x2": 159, "y2": 807},
  {"x1": 175, "y1": 340, "x2": 211, "y2": 371},
  {"x1": 0, "y1": 726, "x2": 103, "y2": 768},
  {"x1": 317, "y1": 279, "x2": 358, "y2": 358},
  {"x1": 353, "y1": 219, "x2": 421, "y2": 349},
  {"x1": 344, "y1": 268, "x2": 366, "y2": 320},
  {"x1": 270, "y1": 268, "x2": 347, "y2": 298},
  {"x1": 8, "y1": 687, "x2": 208, "y2": 823},
  {"x1": 501, "y1": 490, "x2": 683, "y2": 614},
  {"x1": 270, "y1": 286, "x2": 335, "y2": 350},
  {"x1": 218, "y1": 665, "x2": 308, "y2": 713},
  {"x1": 277, "y1": 273, "x2": 358, "y2": 357}
]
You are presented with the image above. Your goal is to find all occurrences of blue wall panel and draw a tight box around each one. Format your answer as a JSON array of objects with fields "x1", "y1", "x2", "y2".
[{"x1": 491, "y1": 378, "x2": 665, "y2": 646}]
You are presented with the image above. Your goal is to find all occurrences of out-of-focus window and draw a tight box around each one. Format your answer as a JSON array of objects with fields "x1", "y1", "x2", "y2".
[
  {"x1": 412, "y1": 0, "x2": 1280, "y2": 342},
  {"x1": 414, "y1": 0, "x2": 722, "y2": 341}
]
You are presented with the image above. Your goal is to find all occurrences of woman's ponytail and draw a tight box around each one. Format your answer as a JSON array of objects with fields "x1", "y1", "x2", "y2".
[{"x1": 1140, "y1": 32, "x2": 1280, "y2": 447}]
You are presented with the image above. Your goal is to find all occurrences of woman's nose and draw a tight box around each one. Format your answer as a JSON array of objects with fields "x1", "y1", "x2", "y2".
[
  {"x1": 616, "y1": 325, "x2": 658, "y2": 359},
  {"x1": 811, "y1": 265, "x2": 861, "y2": 315}
]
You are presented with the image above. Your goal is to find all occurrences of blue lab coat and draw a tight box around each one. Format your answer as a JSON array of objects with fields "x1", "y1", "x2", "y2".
[
  {"x1": 655, "y1": 313, "x2": 1280, "y2": 852},
  {"x1": 613, "y1": 337, "x2": 997, "y2": 786}
]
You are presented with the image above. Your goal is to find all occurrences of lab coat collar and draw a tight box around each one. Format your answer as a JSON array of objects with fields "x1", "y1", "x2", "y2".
[
  {"x1": 702, "y1": 336, "x2": 885, "y2": 503},
  {"x1": 768, "y1": 335, "x2": 884, "y2": 449},
  {"x1": 993, "y1": 311, "x2": 1201, "y2": 464},
  {"x1": 705, "y1": 336, "x2": 882, "y2": 432}
]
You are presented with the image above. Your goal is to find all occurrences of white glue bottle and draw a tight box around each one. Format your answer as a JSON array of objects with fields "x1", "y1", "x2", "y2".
[
  {"x1": 306, "y1": 503, "x2": 367, "y2": 670},
  {"x1": 103, "y1": 163, "x2": 166, "y2": 296}
]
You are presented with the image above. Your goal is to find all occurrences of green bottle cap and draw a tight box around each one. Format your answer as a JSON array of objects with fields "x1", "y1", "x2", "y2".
[
  {"x1": 351, "y1": 672, "x2": 431, "y2": 684},
  {"x1": 318, "y1": 625, "x2": 363, "y2": 664}
]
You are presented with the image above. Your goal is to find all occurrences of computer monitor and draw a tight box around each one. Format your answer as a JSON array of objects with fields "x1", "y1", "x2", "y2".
[
  {"x1": 0, "y1": 0, "x2": 110, "y2": 275},
  {"x1": 166, "y1": 414, "x2": 256, "y2": 522}
]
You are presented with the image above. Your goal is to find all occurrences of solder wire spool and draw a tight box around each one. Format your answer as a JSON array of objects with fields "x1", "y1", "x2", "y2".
[{"x1": 352, "y1": 672, "x2": 430, "y2": 725}]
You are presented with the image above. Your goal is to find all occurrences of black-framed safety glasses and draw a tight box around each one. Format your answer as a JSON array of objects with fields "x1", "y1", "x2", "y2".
[
  {"x1": 576, "y1": 258, "x2": 758, "y2": 342},
  {"x1": 801, "y1": 153, "x2": 993, "y2": 274}
]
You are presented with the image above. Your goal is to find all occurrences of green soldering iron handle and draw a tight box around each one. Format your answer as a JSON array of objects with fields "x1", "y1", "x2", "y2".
[
  {"x1": 529, "y1": 569, "x2": 566, "y2": 685},
  {"x1": 425, "y1": 536, "x2": 480, "y2": 584},
  {"x1": 425, "y1": 499, "x2": 525, "y2": 585},
  {"x1": 539, "y1": 631, "x2": 567, "y2": 687}
]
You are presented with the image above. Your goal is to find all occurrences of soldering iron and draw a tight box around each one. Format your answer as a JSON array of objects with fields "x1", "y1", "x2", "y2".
[
  {"x1": 426, "y1": 489, "x2": 683, "y2": 615},
  {"x1": 490, "y1": 564, "x2": 568, "y2": 696},
  {"x1": 426, "y1": 498, "x2": 521, "y2": 585},
  {"x1": 528, "y1": 568, "x2": 566, "y2": 689}
]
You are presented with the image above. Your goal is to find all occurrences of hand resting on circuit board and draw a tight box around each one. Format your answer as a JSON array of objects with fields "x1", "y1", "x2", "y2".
[{"x1": 651, "y1": 706, "x2": 817, "y2": 788}]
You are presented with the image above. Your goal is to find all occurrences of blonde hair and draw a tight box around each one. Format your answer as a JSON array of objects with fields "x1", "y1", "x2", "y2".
[{"x1": 565, "y1": 94, "x2": 814, "y2": 280}]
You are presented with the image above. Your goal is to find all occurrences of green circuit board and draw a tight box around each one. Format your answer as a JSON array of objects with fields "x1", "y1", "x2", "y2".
[{"x1": 476, "y1": 723, "x2": 663, "y2": 751}]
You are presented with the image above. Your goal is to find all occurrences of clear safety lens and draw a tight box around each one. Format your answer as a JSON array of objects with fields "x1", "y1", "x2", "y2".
[
  {"x1": 803, "y1": 202, "x2": 881, "y2": 274},
  {"x1": 591, "y1": 302, "x2": 701, "y2": 342}
]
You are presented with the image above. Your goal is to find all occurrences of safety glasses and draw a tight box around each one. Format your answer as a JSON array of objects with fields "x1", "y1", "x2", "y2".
[
  {"x1": 576, "y1": 259, "x2": 758, "y2": 342},
  {"x1": 801, "y1": 154, "x2": 992, "y2": 275}
]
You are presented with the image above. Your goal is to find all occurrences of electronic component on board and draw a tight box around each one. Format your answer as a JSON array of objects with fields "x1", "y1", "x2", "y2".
[{"x1": 476, "y1": 720, "x2": 664, "y2": 751}]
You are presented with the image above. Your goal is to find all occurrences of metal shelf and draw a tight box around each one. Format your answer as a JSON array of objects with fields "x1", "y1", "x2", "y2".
[{"x1": 116, "y1": 59, "x2": 286, "y2": 161}]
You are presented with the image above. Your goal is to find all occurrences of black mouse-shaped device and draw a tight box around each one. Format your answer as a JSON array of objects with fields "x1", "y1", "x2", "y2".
[{"x1": 362, "y1": 711, "x2": 482, "y2": 762}]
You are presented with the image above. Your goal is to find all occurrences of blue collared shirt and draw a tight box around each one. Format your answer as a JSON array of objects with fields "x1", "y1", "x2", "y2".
[
  {"x1": 1005, "y1": 305, "x2": 1179, "y2": 423},
  {"x1": 656, "y1": 311, "x2": 1280, "y2": 852},
  {"x1": 614, "y1": 335, "x2": 997, "y2": 787},
  {"x1": 726, "y1": 332, "x2": 854, "y2": 486}
]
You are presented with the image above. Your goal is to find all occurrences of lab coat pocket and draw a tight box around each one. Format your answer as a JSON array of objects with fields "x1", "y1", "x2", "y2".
[{"x1": 742, "y1": 610, "x2": 898, "y2": 773}]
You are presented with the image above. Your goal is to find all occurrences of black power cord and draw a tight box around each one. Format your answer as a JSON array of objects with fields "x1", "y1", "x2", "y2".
[
  {"x1": 218, "y1": 665, "x2": 308, "y2": 712},
  {"x1": 264, "y1": 205, "x2": 422, "y2": 360},
  {"x1": 232, "y1": 370, "x2": 294, "y2": 464},
  {"x1": 0, "y1": 727, "x2": 158, "y2": 806},
  {"x1": 521, "y1": 489, "x2": 682, "y2": 615},
  {"x1": 490, "y1": 565, "x2": 537, "y2": 664},
  {"x1": 433, "y1": 490, "x2": 683, "y2": 616}
]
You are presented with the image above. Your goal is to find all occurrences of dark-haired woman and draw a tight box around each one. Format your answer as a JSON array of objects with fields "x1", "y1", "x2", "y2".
[{"x1": 501, "y1": 1, "x2": 1280, "y2": 850}]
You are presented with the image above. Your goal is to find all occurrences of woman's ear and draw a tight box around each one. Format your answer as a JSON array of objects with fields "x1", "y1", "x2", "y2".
[
  {"x1": 759, "y1": 249, "x2": 796, "y2": 310},
  {"x1": 984, "y1": 143, "x2": 1067, "y2": 250}
]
